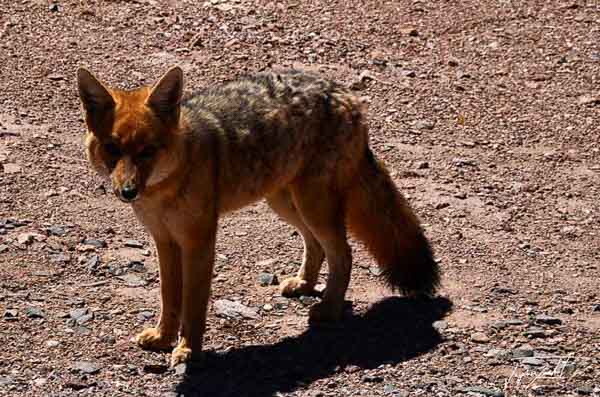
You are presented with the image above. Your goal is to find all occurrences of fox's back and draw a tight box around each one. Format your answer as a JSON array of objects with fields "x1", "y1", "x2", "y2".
[{"x1": 181, "y1": 71, "x2": 368, "y2": 212}]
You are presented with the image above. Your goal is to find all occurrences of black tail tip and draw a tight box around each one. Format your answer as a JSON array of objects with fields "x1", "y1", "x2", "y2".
[{"x1": 382, "y1": 234, "x2": 441, "y2": 297}]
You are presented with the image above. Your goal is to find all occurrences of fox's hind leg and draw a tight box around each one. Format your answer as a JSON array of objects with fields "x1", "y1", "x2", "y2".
[
  {"x1": 267, "y1": 189, "x2": 324, "y2": 297},
  {"x1": 289, "y1": 179, "x2": 352, "y2": 324}
]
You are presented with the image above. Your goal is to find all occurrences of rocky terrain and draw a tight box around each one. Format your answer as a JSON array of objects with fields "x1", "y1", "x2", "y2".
[{"x1": 0, "y1": 1, "x2": 599, "y2": 396}]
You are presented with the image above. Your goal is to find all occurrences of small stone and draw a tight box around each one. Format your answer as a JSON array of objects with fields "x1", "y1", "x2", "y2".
[
  {"x1": 416, "y1": 161, "x2": 429, "y2": 169},
  {"x1": 399, "y1": 27, "x2": 418, "y2": 36},
  {"x1": 401, "y1": 69, "x2": 416, "y2": 78},
  {"x1": 124, "y1": 239, "x2": 144, "y2": 249},
  {"x1": 512, "y1": 346, "x2": 534, "y2": 358},
  {"x1": 213, "y1": 299, "x2": 259, "y2": 320},
  {"x1": 272, "y1": 297, "x2": 289, "y2": 310},
  {"x1": 262, "y1": 304, "x2": 273, "y2": 311},
  {"x1": 33, "y1": 378, "x2": 47, "y2": 387},
  {"x1": 452, "y1": 158, "x2": 476, "y2": 167},
  {"x1": 369, "y1": 266, "x2": 383, "y2": 276},
  {"x1": 461, "y1": 386, "x2": 504, "y2": 397},
  {"x1": 523, "y1": 327, "x2": 546, "y2": 338},
  {"x1": 471, "y1": 332, "x2": 490, "y2": 343},
  {"x1": 46, "y1": 226, "x2": 67, "y2": 237},
  {"x1": 50, "y1": 253, "x2": 71, "y2": 264},
  {"x1": 26, "y1": 307, "x2": 44, "y2": 319},
  {"x1": 362, "y1": 375, "x2": 384, "y2": 383},
  {"x1": 0, "y1": 244, "x2": 8, "y2": 253},
  {"x1": 174, "y1": 363, "x2": 187, "y2": 375},
  {"x1": 414, "y1": 120, "x2": 435, "y2": 130},
  {"x1": 383, "y1": 384, "x2": 399, "y2": 394},
  {"x1": 575, "y1": 386, "x2": 593, "y2": 395},
  {"x1": 17, "y1": 233, "x2": 36, "y2": 245},
  {"x1": 3, "y1": 163, "x2": 22, "y2": 174},
  {"x1": 118, "y1": 273, "x2": 148, "y2": 287},
  {"x1": 258, "y1": 273, "x2": 279, "y2": 286},
  {"x1": 82, "y1": 238, "x2": 107, "y2": 248},
  {"x1": 46, "y1": 340, "x2": 60, "y2": 348},
  {"x1": 435, "y1": 202, "x2": 450, "y2": 210},
  {"x1": 0, "y1": 376, "x2": 14, "y2": 386},
  {"x1": 577, "y1": 94, "x2": 600, "y2": 106},
  {"x1": 485, "y1": 348, "x2": 509, "y2": 360},
  {"x1": 49, "y1": 3, "x2": 59, "y2": 12},
  {"x1": 535, "y1": 314, "x2": 562, "y2": 325},
  {"x1": 299, "y1": 296, "x2": 318, "y2": 305},
  {"x1": 556, "y1": 361, "x2": 576, "y2": 376},
  {"x1": 47, "y1": 73, "x2": 65, "y2": 81},
  {"x1": 86, "y1": 255, "x2": 101, "y2": 271},
  {"x1": 592, "y1": 304, "x2": 600, "y2": 313},
  {"x1": 521, "y1": 357, "x2": 544, "y2": 366},
  {"x1": 432, "y1": 320, "x2": 447, "y2": 331},
  {"x1": 70, "y1": 308, "x2": 93, "y2": 325},
  {"x1": 3, "y1": 309, "x2": 18, "y2": 319},
  {"x1": 137, "y1": 311, "x2": 154, "y2": 321},
  {"x1": 73, "y1": 361, "x2": 100, "y2": 374}
]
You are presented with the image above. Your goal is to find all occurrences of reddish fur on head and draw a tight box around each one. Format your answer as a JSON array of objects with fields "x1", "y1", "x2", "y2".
[{"x1": 77, "y1": 67, "x2": 184, "y2": 202}]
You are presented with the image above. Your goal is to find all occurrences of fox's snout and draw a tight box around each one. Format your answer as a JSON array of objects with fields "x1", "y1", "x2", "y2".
[{"x1": 112, "y1": 156, "x2": 141, "y2": 203}]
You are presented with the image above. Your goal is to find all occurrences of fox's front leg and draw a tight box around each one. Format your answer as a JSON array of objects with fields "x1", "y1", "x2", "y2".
[
  {"x1": 170, "y1": 228, "x2": 216, "y2": 367},
  {"x1": 135, "y1": 238, "x2": 182, "y2": 350}
]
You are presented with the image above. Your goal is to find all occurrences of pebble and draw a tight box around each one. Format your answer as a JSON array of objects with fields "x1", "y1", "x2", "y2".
[
  {"x1": 521, "y1": 357, "x2": 545, "y2": 366},
  {"x1": 73, "y1": 361, "x2": 100, "y2": 374},
  {"x1": 432, "y1": 320, "x2": 447, "y2": 331},
  {"x1": 535, "y1": 314, "x2": 562, "y2": 325},
  {"x1": 575, "y1": 386, "x2": 593, "y2": 395},
  {"x1": 593, "y1": 304, "x2": 600, "y2": 313},
  {"x1": 70, "y1": 308, "x2": 93, "y2": 325},
  {"x1": 213, "y1": 299, "x2": 259, "y2": 320},
  {"x1": 257, "y1": 272, "x2": 278, "y2": 286},
  {"x1": 0, "y1": 244, "x2": 8, "y2": 253},
  {"x1": 26, "y1": 307, "x2": 44, "y2": 319},
  {"x1": 137, "y1": 311, "x2": 154, "y2": 321},
  {"x1": 485, "y1": 348, "x2": 509, "y2": 360},
  {"x1": 82, "y1": 238, "x2": 107, "y2": 248},
  {"x1": 174, "y1": 363, "x2": 187, "y2": 376},
  {"x1": 416, "y1": 161, "x2": 429, "y2": 169},
  {"x1": 86, "y1": 255, "x2": 101, "y2": 271},
  {"x1": 3, "y1": 309, "x2": 18, "y2": 319},
  {"x1": 414, "y1": 120, "x2": 435, "y2": 130},
  {"x1": 46, "y1": 340, "x2": 60, "y2": 348},
  {"x1": 512, "y1": 346, "x2": 534, "y2": 358},
  {"x1": 50, "y1": 253, "x2": 71, "y2": 264},
  {"x1": 369, "y1": 266, "x2": 383, "y2": 276},
  {"x1": 362, "y1": 375, "x2": 384, "y2": 383},
  {"x1": 262, "y1": 303, "x2": 273, "y2": 311},
  {"x1": 452, "y1": 158, "x2": 476, "y2": 167},
  {"x1": 523, "y1": 327, "x2": 546, "y2": 338},
  {"x1": 124, "y1": 239, "x2": 144, "y2": 248},
  {"x1": 46, "y1": 225, "x2": 67, "y2": 236},
  {"x1": 33, "y1": 378, "x2": 47, "y2": 387},
  {"x1": 299, "y1": 296, "x2": 318, "y2": 305},
  {"x1": 471, "y1": 332, "x2": 490, "y2": 343},
  {"x1": 0, "y1": 376, "x2": 14, "y2": 386},
  {"x1": 272, "y1": 297, "x2": 289, "y2": 310},
  {"x1": 118, "y1": 273, "x2": 148, "y2": 287}
]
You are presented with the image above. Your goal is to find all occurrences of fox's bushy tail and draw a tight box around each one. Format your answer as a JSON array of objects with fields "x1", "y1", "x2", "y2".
[{"x1": 345, "y1": 148, "x2": 440, "y2": 296}]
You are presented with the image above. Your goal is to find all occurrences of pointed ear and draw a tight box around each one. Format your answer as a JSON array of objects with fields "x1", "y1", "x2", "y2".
[
  {"x1": 77, "y1": 68, "x2": 115, "y2": 112},
  {"x1": 77, "y1": 68, "x2": 116, "y2": 136},
  {"x1": 146, "y1": 66, "x2": 184, "y2": 122}
]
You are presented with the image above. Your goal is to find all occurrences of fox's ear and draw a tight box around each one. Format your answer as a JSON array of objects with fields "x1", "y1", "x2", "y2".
[
  {"x1": 146, "y1": 66, "x2": 183, "y2": 122},
  {"x1": 77, "y1": 68, "x2": 115, "y2": 136},
  {"x1": 77, "y1": 68, "x2": 115, "y2": 113}
]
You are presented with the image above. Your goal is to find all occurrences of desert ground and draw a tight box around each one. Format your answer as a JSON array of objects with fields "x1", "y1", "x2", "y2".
[{"x1": 0, "y1": 1, "x2": 599, "y2": 396}]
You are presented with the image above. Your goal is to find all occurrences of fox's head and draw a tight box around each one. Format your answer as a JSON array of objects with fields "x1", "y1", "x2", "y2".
[{"x1": 77, "y1": 67, "x2": 184, "y2": 203}]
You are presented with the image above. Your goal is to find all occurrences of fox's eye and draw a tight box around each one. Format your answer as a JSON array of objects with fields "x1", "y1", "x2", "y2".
[
  {"x1": 103, "y1": 142, "x2": 121, "y2": 157},
  {"x1": 138, "y1": 146, "x2": 157, "y2": 160}
]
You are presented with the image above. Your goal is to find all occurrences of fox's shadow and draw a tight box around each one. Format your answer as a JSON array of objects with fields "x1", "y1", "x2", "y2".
[{"x1": 174, "y1": 296, "x2": 452, "y2": 397}]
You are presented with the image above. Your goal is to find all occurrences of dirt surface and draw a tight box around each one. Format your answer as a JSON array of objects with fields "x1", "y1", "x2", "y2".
[{"x1": 1, "y1": 1, "x2": 599, "y2": 396}]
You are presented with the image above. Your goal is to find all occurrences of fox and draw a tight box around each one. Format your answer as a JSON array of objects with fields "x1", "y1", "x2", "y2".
[{"x1": 76, "y1": 66, "x2": 440, "y2": 366}]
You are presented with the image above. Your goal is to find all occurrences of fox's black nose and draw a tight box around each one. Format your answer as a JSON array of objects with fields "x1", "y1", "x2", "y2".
[{"x1": 121, "y1": 185, "x2": 138, "y2": 201}]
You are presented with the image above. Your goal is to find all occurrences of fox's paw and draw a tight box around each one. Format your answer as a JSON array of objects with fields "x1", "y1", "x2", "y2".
[
  {"x1": 134, "y1": 328, "x2": 175, "y2": 351},
  {"x1": 280, "y1": 277, "x2": 315, "y2": 298},
  {"x1": 170, "y1": 345, "x2": 193, "y2": 367},
  {"x1": 308, "y1": 301, "x2": 343, "y2": 325}
]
